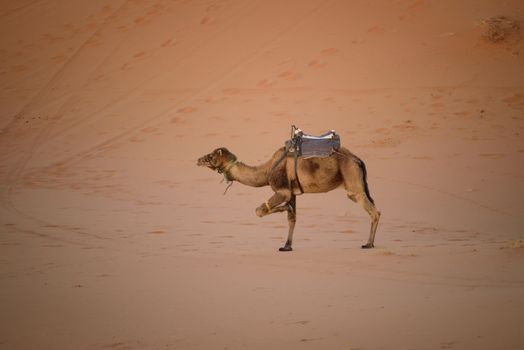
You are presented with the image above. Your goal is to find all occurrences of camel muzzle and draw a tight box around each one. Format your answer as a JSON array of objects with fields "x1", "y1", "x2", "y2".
[
  {"x1": 197, "y1": 155, "x2": 210, "y2": 167},
  {"x1": 198, "y1": 154, "x2": 219, "y2": 171}
]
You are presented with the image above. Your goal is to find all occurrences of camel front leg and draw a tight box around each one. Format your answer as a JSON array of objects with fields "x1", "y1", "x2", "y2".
[
  {"x1": 255, "y1": 192, "x2": 289, "y2": 217},
  {"x1": 279, "y1": 195, "x2": 296, "y2": 252}
]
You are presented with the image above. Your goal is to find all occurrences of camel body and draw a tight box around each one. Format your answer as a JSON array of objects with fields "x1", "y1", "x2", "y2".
[{"x1": 197, "y1": 146, "x2": 381, "y2": 251}]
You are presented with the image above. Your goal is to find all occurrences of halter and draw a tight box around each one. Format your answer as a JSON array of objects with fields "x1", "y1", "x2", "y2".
[{"x1": 217, "y1": 159, "x2": 238, "y2": 195}]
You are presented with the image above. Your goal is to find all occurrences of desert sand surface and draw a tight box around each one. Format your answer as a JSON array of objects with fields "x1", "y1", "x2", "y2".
[{"x1": 1, "y1": 0, "x2": 524, "y2": 349}]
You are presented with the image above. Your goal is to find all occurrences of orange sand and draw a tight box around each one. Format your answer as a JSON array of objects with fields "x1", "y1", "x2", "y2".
[{"x1": 1, "y1": 1, "x2": 523, "y2": 349}]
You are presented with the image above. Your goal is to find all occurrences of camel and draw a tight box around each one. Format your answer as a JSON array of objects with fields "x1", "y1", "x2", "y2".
[{"x1": 197, "y1": 145, "x2": 381, "y2": 251}]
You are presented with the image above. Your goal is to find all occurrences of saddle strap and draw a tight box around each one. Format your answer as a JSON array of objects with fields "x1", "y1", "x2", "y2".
[
  {"x1": 294, "y1": 148, "x2": 304, "y2": 194},
  {"x1": 269, "y1": 139, "x2": 304, "y2": 195},
  {"x1": 269, "y1": 141, "x2": 291, "y2": 176}
]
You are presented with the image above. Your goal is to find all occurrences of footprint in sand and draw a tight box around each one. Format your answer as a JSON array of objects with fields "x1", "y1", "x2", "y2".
[
  {"x1": 133, "y1": 51, "x2": 148, "y2": 59},
  {"x1": 63, "y1": 23, "x2": 76, "y2": 32},
  {"x1": 278, "y1": 71, "x2": 301, "y2": 80},
  {"x1": 134, "y1": 16, "x2": 147, "y2": 25},
  {"x1": 222, "y1": 88, "x2": 240, "y2": 95},
  {"x1": 183, "y1": 248, "x2": 199, "y2": 252},
  {"x1": 44, "y1": 224, "x2": 60, "y2": 228},
  {"x1": 140, "y1": 127, "x2": 158, "y2": 134},
  {"x1": 374, "y1": 127, "x2": 391, "y2": 135},
  {"x1": 129, "y1": 136, "x2": 144, "y2": 143},
  {"x1": 161, "y1": 38, "x2": 176, "y2": 47},
  {"x1": 200, "y1": 16, "x2": 213, "y2": 25},
  {"x1": 121, "y1": 62, "x2": 133, "y2": 71},
  {"x1": 102, "y1": 341, "x2": 139, "y2": 349},
  {"x1": 240, "y1": 222, "x2": 256, "y2": 226},
  {"x1": 320, "y1": 47, "x2": 339, "y2": 55},
  {"x1": 258, "y1": 79, "x2": 275, "y2": 87},
  {"x1": 453, "y1": 111, "x2": 471, "y2": 117},
  {"x1": 440, "y1": 341, "x2": 457, "y2": 349},
  {"x1": 392, "y1": 120, "x2": 416, "y2": 131},
  {"x1": 370, "y1": 137, "x2": 401, "y2": 148},
  {"x1": 177, "y1": 106, "x2": 197, "y2": 114},
  {"x1": 51, "y1": 55, "x2": 67, "y2": 64},
  {"x1": 340, "y1": 229, "x2": 355, "y2": 234},
  {"x1": 94, "y1": 74, "x2": 106, "y2": 82},
  {"x1": 149, "y1": 230, "x2": 166, "y2": 234},
  {"x1": 185, "y1": 233, "x2": 203, "y2": 237},
  {"x1": 300, "y1": 337, "x2": 323, "y2": 343},
  {"x1": 156, "y1": 180, "x2": 180, "y2": 188},
  {"x1": 85, "y1": 38, "x2": 102, "y2": 48},
  {"x1": 367, "y1": 25, "x2": 385, "y2": 34},
  {"x1": 479, "y1": 153, "x2": 505, "y2": 159},
  {"x1": 447, "y1": 238, "x2": 468, "y2": 242},
  {"x1": 307, "y1": 59, "x2": 327, "y2": 69},
  {"x1": 99, "y1": 5, "x2": 113, "y2": 14},
  {"x1": 42, "y1": 33, "x2": 62, "y2": 44},
  {"x1": 170, "y1": 116, "x2": 184, "y2": 124},
  {"x1": 412, "y1": 227, "x2": 438, "y2": 234}
]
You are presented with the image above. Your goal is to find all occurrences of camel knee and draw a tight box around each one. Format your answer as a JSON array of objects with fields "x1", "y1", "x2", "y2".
[
  {"x1": 367, "y1": 209, "x2": 380, "y2": 223},
  {"x1": 255, "y1": 205, "x2": 268, "y2": 217},
  {"x1": 256, "y1": 201, "x2": 272, "y2": 217},
  {"x1": 347, "y1": 193, "x2": 357, "y2": 202}
]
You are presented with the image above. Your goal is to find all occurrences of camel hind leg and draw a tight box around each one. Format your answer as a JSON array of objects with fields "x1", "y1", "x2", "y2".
[
  {"x1": 355, "y1": 193, "x2": 381, "y2": 248},
  {"x1": 341, "y1": 159, "x2": 381, "y2": 248}
]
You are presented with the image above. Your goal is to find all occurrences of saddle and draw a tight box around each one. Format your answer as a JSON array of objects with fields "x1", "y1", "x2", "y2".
[
  {"x1": 292, "y1": 128, "x2": 340, "y2": 158},
  {"x1": 271, "y1": 125, "x2": 341, "y2": 194}
]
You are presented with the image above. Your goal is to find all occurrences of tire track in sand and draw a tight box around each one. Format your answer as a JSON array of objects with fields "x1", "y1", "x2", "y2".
[
  {"x1": 0, "y1": 1, "x2": 130, "y2": 244},
  {"x1": 35, "y1": 0, "x2": 337, "y2": 171},
  {"x1": 0, "y1": 0, "x2": 276, "y2": 244}
]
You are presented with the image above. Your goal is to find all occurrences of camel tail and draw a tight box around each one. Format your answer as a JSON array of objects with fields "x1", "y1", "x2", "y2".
[{"x1": 360, "y1": 160, "x2": 375, "y2": 205}]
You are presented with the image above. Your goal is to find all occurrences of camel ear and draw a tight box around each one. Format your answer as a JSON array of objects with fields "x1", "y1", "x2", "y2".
[{"x1": 217, "y1": 149, "x2": 223, "y2": 156}]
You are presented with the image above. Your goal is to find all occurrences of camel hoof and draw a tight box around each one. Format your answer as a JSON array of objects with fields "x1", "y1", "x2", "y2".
[
  {"x1": 278, "y1": 246, "x2": 293, "y2": 252},
  {"x1": 255, "y1": 207, "x2": 265, "y2": 217},
  {"x1": 361, "y1": 243, "x2": 374, "y2": 249}
]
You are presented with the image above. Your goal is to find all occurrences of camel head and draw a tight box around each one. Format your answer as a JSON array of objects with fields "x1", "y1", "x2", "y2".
[{"x1": 197, "y1": 147, "x2": 237, "y2": 173}]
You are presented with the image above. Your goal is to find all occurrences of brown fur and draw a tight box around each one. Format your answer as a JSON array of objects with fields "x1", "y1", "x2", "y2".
[{"x1": 197, "y1": 146, "x2": 381, "y2": 250}]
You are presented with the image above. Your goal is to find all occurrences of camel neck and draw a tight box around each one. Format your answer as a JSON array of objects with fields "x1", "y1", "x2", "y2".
[{"x1": 227, "y1": 161, "x2": 270, "y2": 188}]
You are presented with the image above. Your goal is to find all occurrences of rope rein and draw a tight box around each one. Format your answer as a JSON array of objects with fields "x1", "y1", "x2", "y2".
[{"x1": 219, "y1": 159, "x2": 238, "y2": 195}]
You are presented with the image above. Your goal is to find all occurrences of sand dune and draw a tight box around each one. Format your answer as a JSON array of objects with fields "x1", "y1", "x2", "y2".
[{"x1": 1, "y1": 1, "x2": 524, "y2": 349}]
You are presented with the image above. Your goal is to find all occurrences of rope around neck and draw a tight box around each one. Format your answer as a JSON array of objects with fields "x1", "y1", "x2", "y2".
[{"x1": 220, "y1": 160, "x2": 238, "y2": 195}]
